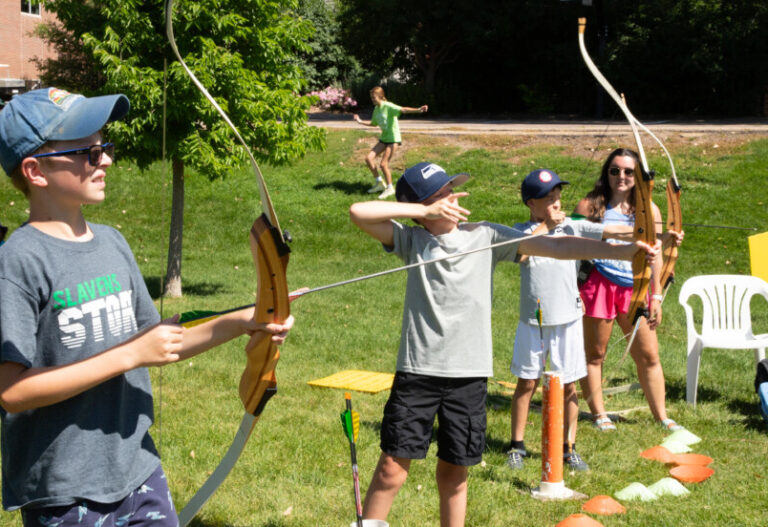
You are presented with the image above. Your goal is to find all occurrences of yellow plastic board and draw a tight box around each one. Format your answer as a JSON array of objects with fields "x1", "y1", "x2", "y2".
[
  {"x1": 749, "y1": 232, "x2": 768, "y2": 282},
  {"x1": 307, "y1": 370, "x2": 394, "y2": 394}
]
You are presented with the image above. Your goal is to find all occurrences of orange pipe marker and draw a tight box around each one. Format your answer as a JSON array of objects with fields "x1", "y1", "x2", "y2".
[
  {"x1": 532, "y1": 372, "x2": 583, "y2": 500},
  {"x1": 542, "y1": 371, "x2": 564, "y2": 484}
]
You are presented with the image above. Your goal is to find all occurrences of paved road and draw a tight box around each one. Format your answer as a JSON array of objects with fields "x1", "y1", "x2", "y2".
[{"x1": 308, "y1": 112, "x2": 768, "y2": 136}]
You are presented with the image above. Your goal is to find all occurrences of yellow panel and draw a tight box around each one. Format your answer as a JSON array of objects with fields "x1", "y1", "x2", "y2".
[
  {"x1": 307, "y1": 370, "x2": 394, "y2": 394},
  {"x1": 749, "y1": 232, "x2": 768, "y2": 282}
]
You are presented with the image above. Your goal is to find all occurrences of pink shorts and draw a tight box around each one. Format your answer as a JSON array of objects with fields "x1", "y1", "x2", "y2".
[{"x1": 579, "y1": 269, "x2": 632, "y2": 319}]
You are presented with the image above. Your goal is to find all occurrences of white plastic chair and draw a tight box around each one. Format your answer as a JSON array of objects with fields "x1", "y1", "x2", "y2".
[{"x1": 678, "y1": 275, "x2": 768, "y2": 406}]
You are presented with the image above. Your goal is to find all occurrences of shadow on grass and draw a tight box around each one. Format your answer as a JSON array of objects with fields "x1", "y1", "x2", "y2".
[
  {"x1": 727, "y1": 397, "x2": 768, "y2": 432},
  {"x1": 313, "y1": 180, "x2": 371, "y2": 195},
  {"x1": 145, "y1": 276, "x2": 227, "y2": 300}
]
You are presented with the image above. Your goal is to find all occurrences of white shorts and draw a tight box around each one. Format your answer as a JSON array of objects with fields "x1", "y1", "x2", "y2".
[{"x1": 510, "y1": 318, "x2": 586, "y2": 384}]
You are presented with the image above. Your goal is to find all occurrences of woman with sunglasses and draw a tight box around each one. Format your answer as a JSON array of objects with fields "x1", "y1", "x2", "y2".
[{"x1": 574, "y1": 148, "x2": 684, "y2": 433}]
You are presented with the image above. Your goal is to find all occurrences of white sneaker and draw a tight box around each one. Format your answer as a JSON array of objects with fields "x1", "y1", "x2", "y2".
[
  {"x1": 367, "y1": 180, "x2": 385, "y2": 193},
  {"x1": 378, "y1": 185, "x2": 395, "y2": 199}
]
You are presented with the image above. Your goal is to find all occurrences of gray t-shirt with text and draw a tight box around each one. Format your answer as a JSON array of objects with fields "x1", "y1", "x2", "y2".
[{"x1": 0, "y1": 223, "x2": 161, "y2": 510}]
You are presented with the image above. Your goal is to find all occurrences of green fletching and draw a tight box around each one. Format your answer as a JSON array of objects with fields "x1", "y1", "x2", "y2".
[
  {"x1": 340, "y1": 409, "x2": 359, "y2": 443},
  {"x1": 179, "y1": 310, "x2": 220, "y2": 327},
  {"x1": 535, "y1": 299, "x2": 543, "y2": 328}
]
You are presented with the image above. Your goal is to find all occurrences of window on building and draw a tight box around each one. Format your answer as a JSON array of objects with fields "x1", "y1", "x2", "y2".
[{"x1": 21, "y1": 0, "x2": 41, "y2": 16}]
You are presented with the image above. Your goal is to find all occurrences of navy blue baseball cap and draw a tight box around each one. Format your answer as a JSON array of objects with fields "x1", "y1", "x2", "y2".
[
  {"x1": 521, "y1": 169, "x2": 569, "y2": 203},
  {"x1": 0, "y1": 87, "x2": 130, "y2": 175},
  {"x1": 395, "y1": 162, "x2": 469, "y2": 203}
]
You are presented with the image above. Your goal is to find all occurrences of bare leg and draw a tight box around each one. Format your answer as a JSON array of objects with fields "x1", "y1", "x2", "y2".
[
  {"x1": 365, "y1": 142, "x2": 387, "y2": 180},
  {"x1": 579, "y1": 316, "x2": 614, "y2": 417},
  {"x1": 616, "y1": 314, "x2": 668, "y2": 421},
  {"x1": 564, "y1": 381, "x2": 579, "y2": 446},
  {"x1": 379, "y1": 143, "x2": 398, "y2": 187},
  {"x1": 436, "y1": 459, "x2": 468, "y2": 527},
  {"x1": 511, "y1": 378, "x2": 539, "y2": 443},
  {"x1": 362, "y1": 453, "x2": 410, "y2": 521}
]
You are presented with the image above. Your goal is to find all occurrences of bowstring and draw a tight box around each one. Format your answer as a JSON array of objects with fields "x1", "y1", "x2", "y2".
[{"x1": 157, "y1": 57, "x2": 169, "y2": 457}]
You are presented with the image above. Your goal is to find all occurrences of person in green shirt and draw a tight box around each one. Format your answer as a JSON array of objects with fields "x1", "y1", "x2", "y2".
[{"x1": 353, "y1": 86, "x2": 428, "y2": 199}]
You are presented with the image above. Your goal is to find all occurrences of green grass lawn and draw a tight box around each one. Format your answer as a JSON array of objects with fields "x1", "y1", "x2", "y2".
[{"x1": 1, "y1": 130, "x2": 767, "y2": 526}]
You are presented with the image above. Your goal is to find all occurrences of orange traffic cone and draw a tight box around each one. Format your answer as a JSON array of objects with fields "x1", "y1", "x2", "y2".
[
  {"x1": 581, "y1": 495, "x2": 626, "y2": 515},
  {"x1": 556, "y1": 513, "x2": 604, "y2": 526}
]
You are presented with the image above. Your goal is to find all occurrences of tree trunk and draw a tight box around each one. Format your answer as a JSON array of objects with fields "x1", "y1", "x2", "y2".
[{"x1": 163, "y1": 157, "x2": 185, "y2": 298}]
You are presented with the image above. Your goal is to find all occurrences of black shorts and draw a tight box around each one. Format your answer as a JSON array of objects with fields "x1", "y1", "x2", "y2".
[
  {"x1": 380, "y1": 372, "x2": 487, "y2": 466},
  {"x1": 377, "y1": 140, "x2": 402, "y2": 146}
]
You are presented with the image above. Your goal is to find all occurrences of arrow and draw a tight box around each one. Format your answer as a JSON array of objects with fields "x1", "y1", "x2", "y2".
[{"x1": 340, "y1": 392, "x2": 363, "y2": 527}]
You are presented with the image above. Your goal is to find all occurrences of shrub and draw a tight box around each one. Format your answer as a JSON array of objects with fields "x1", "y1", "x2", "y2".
[{"x1": 308, "y1": 86, "x2": 357, "y2": 112}]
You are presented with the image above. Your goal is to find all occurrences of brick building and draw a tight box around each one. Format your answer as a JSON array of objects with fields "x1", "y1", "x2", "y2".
[{"x1": 0, "y1": 0, "x2": 58, "y2": 99}]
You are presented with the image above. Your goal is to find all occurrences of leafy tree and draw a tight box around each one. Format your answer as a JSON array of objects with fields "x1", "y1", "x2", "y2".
[
  {"x1": 295, "y1": 0, "x2": 363, "y2": 91},
  {"x1": 338, "y1": 0, "x2": 480, "y2": 94},
  {"x1": 38, "y1": 0, "x2": 325, "y2": 297}
]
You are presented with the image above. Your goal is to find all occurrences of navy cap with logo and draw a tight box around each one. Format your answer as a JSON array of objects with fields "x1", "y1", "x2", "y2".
[
  {"x1": 0, "y1": 87, "x2": 130, "y2": 175},
  {"x1": 521, "y1": 169, "x2": 569, "y2": 203},
  {"x1": 395, "y1": 162, "x2": 469, "y2": 203}
]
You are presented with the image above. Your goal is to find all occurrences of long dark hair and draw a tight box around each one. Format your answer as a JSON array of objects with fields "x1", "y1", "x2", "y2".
[{"x1": 582, "y1": 148, "x2": 639, "y2": 222}]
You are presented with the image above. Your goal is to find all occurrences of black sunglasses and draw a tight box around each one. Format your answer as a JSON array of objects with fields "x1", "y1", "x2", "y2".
[
  {"x1": 32, "y1": 143, "x2": 115, "y2": 166},
  {"x1": 608, "y1": 166, "x2": 635, "y2": 177}
]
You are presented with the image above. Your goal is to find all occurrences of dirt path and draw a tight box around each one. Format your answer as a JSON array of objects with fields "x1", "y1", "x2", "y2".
[{"x1": 309, "y1": 112, "x2": 768, "y2": 156}]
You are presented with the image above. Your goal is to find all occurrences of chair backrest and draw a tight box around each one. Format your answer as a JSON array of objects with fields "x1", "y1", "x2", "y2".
[{"x1": 678, "y1": 274, "x2": 768, "y2": 339}]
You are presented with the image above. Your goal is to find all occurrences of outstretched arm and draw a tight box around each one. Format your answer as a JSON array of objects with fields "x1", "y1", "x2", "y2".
[
  {"x1": 353, "y1": 114, "x2": 376, "y2": 127},
  {"x1": 519, "y1": 235, "x2": 659, "y2": 262},
  {"x1": 400, "y1": 105, "x2": 429, "y2": 114},
  {"x1": 0, "y1": 311, "x2": 294, "y2": 413}
]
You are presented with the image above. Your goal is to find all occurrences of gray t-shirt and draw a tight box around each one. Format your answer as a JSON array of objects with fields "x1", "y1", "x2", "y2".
[
  {"x1": 388, "y1": 221, "x2": 523, "y2": 378},
  {"x1": 514, "y1": 218, "x2": 604, "y2": 326},
  {"x1": 0, "y1": 223, "x2": 162, "y2": 510}
]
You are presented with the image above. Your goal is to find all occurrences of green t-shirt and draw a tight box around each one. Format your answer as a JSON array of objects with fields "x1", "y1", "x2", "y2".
[{"x1": 371, "y1": 101, "x2": 403, "y2": 143}]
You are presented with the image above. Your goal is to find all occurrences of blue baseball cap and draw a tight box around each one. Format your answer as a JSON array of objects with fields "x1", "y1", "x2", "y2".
[
  {"x1": 0, "y1": 87, "x2": 130, "y2": 175},
  {"x1": 395, "y1": 162, "x2": 469, "y2": 203},
  {"x1": 521, "y1": 169, "x2": 569, "y2": 203}
]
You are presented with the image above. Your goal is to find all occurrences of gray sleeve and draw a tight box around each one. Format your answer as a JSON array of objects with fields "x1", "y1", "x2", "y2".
[
  {"x1": 572, "y1": 219, "x2": 605, "y2": 240},
  {"x1": 0, "y1": 278, "x2": 37, "y2": 367},
  {"x1": 487, "y1": 222, "x2": 524, "y2": 262},
  {"x1": 388, "y1": 221, "x2": 413, "y2": 262}
]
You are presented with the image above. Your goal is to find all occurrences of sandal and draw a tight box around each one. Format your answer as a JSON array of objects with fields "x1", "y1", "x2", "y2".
[
  {"x1": 593, "y1": 414, "x2": 616, "y2": 431},
  {"x1": 661, "y1": 418, "x2": 684, "y2": 432}
]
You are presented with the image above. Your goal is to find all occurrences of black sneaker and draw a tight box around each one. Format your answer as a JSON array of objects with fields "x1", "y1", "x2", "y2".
[
  {"x1": 563, "y1": 450, "x2": 590, "y2": 472},
  {"x1": 506, "y1": 448, "x2": 527, "y2": 470}
]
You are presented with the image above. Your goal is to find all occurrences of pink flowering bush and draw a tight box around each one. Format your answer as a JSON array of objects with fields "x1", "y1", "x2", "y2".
[{"x1": 308, "y1": 86, "x2": 357, "y2": 112}]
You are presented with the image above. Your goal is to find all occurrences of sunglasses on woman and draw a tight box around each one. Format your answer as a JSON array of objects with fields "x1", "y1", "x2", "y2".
[
  {"x1": 608, "y1": 166, "x2": 634, "y2": 177},
  {"x1": 32, "y1": 143, "x2": 115, "y2": 167}
]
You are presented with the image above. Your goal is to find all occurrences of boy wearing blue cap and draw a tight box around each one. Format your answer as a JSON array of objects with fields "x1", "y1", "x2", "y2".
[
  {"x1": 349, "y1": 162, "x2": 659, "y2": 526},
  {"x1": 506, "y1": 169, "x2": 606, "y2": 473},
  {"x1": 0, "y1": 88, "x2": 293, "y2": 526}
]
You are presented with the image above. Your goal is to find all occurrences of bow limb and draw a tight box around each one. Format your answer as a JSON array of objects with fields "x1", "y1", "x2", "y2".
[
  {"x1": 629, "y1": 119, "x2": 682, "y2": 305},
  {"x1": 165, "y1": 1, "x2": 290, "y2": 524},
  {"x1": 578, "y1": 18, "x2": 656, "y2": 355}
]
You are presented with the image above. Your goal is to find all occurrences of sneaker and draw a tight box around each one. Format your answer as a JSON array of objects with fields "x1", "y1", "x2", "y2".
[
  {"x1": 378, "y1": 185, "x2": 395, "y2": 199},
  {"x1": 505, "y1": 448, "x2": 527, "y2": 470},
  {"x1": 367, "y1": 180, "x2": 385, "y2": 193},
  {"x1": 564, "y1": 450, "x2": 590, "y2": 472},
  {"x1": 661, "y1": 418, "x2": 685, "y2": 432}
]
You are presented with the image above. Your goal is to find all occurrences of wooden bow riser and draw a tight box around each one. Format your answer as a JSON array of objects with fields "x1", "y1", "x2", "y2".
[
  {"x1": 238, "y1": 214, "x2": 291, "y2": 416},
  {"x1": 627, "y1": 171, "x2": 656, "y2": 325}
]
